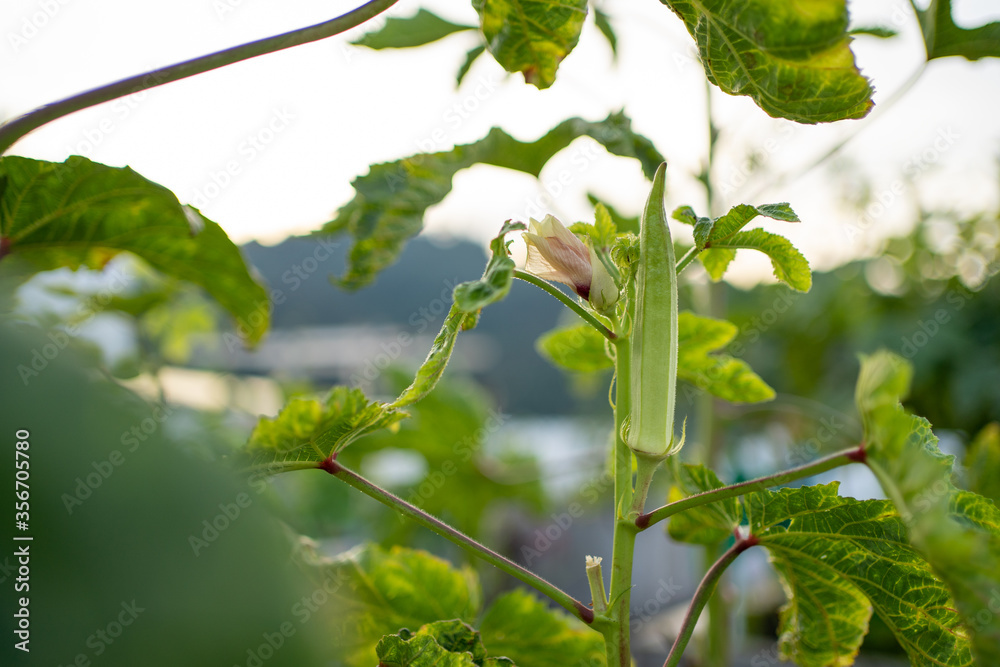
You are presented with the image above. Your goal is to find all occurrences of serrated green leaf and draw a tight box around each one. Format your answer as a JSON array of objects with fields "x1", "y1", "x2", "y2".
[
  {"x1": 351, "y1": 9, "x2": 475, "y2": 50},
  {"x1": 457, "y1": 44, "x2": 488, "y2": 86},
  {"x1": 297, "y1": 543, "x2": 481, "y2": 667},
  {"x1": 856, "y1": 351, "x2": 1000, "y2": 663},
  {"x1": 245, "y1": 386, "x2": 404, "y2": 472},
  {"x1": 377, "y1": 631, "x2": 479, "y2": 667},
  {"x1": 0, "y1": 155, "x2": 269, "y2": 343},
  {"x1": 849, "y1": 25, "x2": 899, "y2": 39},
  {"x1": 660, "y1": 0, "x2": 874, "y2": 123},
  {"x1": 707, "y1": 228, "x2": 811, "y2": 291},
  {"x1": 666, "y1": 462, "x2": 741, "y2": 544},
  {"x1": 376, "y1": 620, "x2": 513, "y2": 667},
  {"x1": 320, "y1": 112, "x2": 662, "y2": 289},
  {"x1": 749, "y1": 483, "x2": 973, "y2": 667},
  {"x1": 965, "y1": 423, "x2": 1000, "y2": 505},
  {"x1": 593, "y1": 8, "x2": 618, "y2": 59},
  {"x1": 536, "y1": 324, "x2": 613, "y2": 373},
  {"x1": 472, "y1": 0, "x2": 588, "y2": 89},
  {"x1": 478, "y1": 589, "x2": 605, "y2": 667},
  {"x1": 677, "y1": 311, "x2": 775, "y2": 403},
  {"x1": 393, "y1": 224, "x2": 522, "y2": 408},
  {"x1": 691, "y1": 202, "x2": 800, "y2": 251},
  {"x1": 916, "y1": 0, "x2": 1000, "y2": 61}
]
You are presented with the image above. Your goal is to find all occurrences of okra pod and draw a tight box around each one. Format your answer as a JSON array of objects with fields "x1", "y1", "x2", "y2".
[{"x1": 627, "y1": 162, "x2": 680, "y2": 458}]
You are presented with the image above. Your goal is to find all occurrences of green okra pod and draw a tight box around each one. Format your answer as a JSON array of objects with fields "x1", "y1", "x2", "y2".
[{"x1": 627, "y1": 162, "x2": 680, "y2": 458}]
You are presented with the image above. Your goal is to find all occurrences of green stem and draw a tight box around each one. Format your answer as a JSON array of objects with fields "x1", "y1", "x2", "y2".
[
  {"x1": 704, "y1": 546, "x2": 728, "y2": 666},
  {"x1": 627, "y1": 452, "x2": 661, "y2": 519},
  {"x1": 0, "y1": 0, "x2": 400, "y2": 155},
  {"x1": 514, "y1": 270, "x2": 616, "y2": 341},
  {"x1": 319, "y1": 457, "x2": 596, "y2": 625},
  {"x1": 605, "y1": 324, "x2": 636, "y2": 667},
  {"x1": 674, "y1": 246, "x2": 700, "y2": 275},
  {"x1": 637, "y1": 444, "x2": 865, "y2": 530},
  {"x1": 661, "y1": 536, "x2": 758, "y2": 667}
]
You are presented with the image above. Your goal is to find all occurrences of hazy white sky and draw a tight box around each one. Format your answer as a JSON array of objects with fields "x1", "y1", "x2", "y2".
[{"x1": 2, "y1": 0, "x2": 999, "y2": 285}]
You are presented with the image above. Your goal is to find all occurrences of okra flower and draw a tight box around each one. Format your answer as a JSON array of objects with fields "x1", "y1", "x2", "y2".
[{"x1": 522, "y1": 215, "x2": 618, "y2": 311}]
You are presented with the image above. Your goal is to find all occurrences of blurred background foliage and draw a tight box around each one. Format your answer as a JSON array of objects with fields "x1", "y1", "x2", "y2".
[{"x1": 5, "y1": 180, "x2": 998, "y2": 664}]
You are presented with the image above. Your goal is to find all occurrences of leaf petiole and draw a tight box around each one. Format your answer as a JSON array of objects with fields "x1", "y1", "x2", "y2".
[
  {"x1": 636, "y1": 444, "x2": 865, "y2": 529},
  {"x1": 319, "y1": 456, "x2": 597, "y2": 626},
  {"x1": 514, "y1": 270, "x2": 617, "y2": 341},
  {"x1": 661, "y1": 534, "x2": 759, "y2": 667}
]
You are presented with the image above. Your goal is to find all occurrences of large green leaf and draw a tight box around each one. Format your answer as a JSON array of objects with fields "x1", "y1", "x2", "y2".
[
  {"x1": 245, "y1": 386, "x2": 404, "y2": 473},
  {"x1": 297, "y1": 543, "x2": 481, "y2": 667},
  {"x1": 472, "y1": 0, "x2": 588, "y2": 89},
  {"x1": 351, "y1": 9, "x2": 475, "y2": 49},
  {"x1": 392, "y1": 222, "x2": 522, "y2": 408},
  {"x1": 666, "y1": 462, "x2": 741, "y2": 544},
  {"x1": 320, "y1": 112, "x2": 662, "y2": 289},
  {"x1": 748, "y1": 483, "x2": 973, "y2": 667},
  {"x1": 478, "y1": 589, "x2": 605, "y2": 667},
  {"x1": 677, "y1": 310, "x2": 775, "y2": 403},
  {"x1": 0, "y1": 155, "x2": 269, "y2": 343},
  {"x1": 855, "y1": 351, "x2": 1000, "y2": 663},
  {"x1": 915, "y1": 0, "x2": 1000, "y2": 61},
  {"x1": 376, "y1": 620, "x2": 516, "y2": 667},
  {"x1": 536, "y1": 324, "x2": 613, "y2": 374},
  {"x1": 660, "y1": 0, "x2": 874, "y2": 123}
]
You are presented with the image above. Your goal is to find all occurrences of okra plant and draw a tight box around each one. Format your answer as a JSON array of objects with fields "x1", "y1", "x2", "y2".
[{"x1": 2, "y1": 1, "x2": 999, "y2": 666}]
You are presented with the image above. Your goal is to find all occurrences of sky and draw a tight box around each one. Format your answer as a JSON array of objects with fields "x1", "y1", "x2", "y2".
[{"x1": 2, "y1": 0, "x2": 1000, "y2": 287}]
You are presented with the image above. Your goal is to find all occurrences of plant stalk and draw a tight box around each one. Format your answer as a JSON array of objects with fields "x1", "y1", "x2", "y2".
[
  {"x1": 606, "y1": 324, "x2": 636, "y2": 667},
  {"x1": 0, "y1": 0, "x2": 400, "y2": 155},
  {"x1": 514, "y1": 270, "x2": 616, "y2": 341},
  {"x1": 637, "y1": 444, "x2": 866, "y2": 529},
  {"x1": 319, "y1": 456, "x2": 595, "y2": 625},
  {"x1": 662, "y1": 535, "x2": 759, "y2": 667},
  {"x1": 675, "y1": 246, "x2": 700, "y2": 274}
]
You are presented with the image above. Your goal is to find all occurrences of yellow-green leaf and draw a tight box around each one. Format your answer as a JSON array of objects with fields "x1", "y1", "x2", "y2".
[
  {"x1": 472, "y1": 0, "x2": 588, "y2": 88},
  {"x1": 678, "y1": 311, "x2": 775, "y2": 403},
  {"x1": 296, "y1": 543, "x2": 481, "y2": 667},
  {"x1": 478, "y1": 589, "x2": 605, "y2": 667},
  {"x1": 245, "y1": 386, "x2": 404, "y2": 472},
  {"x1": 536, "y1": 324, "x2": 613, "y2": 374},
  {"x1": 660, "y1": 0, "x2": 874, "y2": 123}
]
